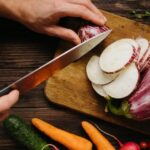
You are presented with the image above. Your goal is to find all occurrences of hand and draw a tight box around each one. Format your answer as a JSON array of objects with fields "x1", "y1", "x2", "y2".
[
  {"x1": 0, "y1": 90, "x2": 19, "y2": 121},
  {"x1": 0, "y1": 0, "x2": 107, "y2": 44}
]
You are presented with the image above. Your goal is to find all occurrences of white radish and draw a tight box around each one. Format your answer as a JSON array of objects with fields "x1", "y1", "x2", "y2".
[
  {"x1": 139, "y1": 44, "x2": 150, "y2": 71},
  {"x1": 92, "y1": 83, "x2": 110, "y2": 99},
  {"x1": 118, "y1": 38, "x2": 139, "y2": 50},
  {"x1": 99, "y1": 39, "x2": 136, "y2": 73},
  {"x1": 116, "y1": 38, "x2": 140, "y2": 62},
  {"x1": 103, "y1": 63, "x2": 139, "y2": 99},
  {"x1": 136, "y1": 37, "x2": 149, "y2": 63},
  {"x1": 86, "y1": 55, "x2": 117, "y2": 85},
  {"x1": 141, "y1": 47, "x2": 150, "y2": 71},
  {"x1": 116, "y1": 38, "x2": 140, "y2": 61}
]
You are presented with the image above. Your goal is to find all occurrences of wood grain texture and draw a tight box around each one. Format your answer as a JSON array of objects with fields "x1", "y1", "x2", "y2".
[
  {"x1": 92, "y1": 0, "x2": 150, "y2": 25},
  {"x1": 45, "y1": 10, "x2": 150, "y2": 135},
  {"x1": 0, "y1": 0, "x2": 149, "y2": 149}
]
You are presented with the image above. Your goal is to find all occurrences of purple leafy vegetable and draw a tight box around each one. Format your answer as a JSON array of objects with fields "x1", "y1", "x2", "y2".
[
  {"x1": 107, "y1": 68, "x2": 150, "y2": 120},
  {"x1": 129, "y1": 69, "x2": 150, "y2": 120},
  {"x1": 78, "y1": 25, "x2": 109, "y2": 42}
]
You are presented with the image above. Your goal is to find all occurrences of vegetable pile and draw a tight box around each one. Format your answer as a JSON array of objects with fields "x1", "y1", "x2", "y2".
[
  {"x1": 80, "y1": 25, "x2": 150, "y2": 120},
  {"x1": 3, "y1": 114, "x2": 150, "y2": 150}
]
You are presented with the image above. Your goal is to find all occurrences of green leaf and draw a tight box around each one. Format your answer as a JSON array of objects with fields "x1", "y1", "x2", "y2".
[
  {"x1": 106, "y1": 100, "x2": 133, "y2": 119},
  {"x1": 130, "y1": 9, "x2": 150, "y2": 19}
]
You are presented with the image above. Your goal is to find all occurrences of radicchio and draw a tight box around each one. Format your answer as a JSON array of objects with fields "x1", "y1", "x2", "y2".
[
  {"x1": 129, "y1": 68, "x2": 150, "y2": 120},
  {"x1": 107, "y1": 68, "x2": 150, "y2": 120},
  {"x1": 78, "y1": 25, "x2": 109, "y2": 42}
]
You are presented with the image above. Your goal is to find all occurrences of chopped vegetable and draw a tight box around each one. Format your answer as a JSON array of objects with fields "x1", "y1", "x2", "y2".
[
  {"x1": 116, "y1": 38, "x2": 139, "y2": 62},
  {"x1": 136, "y1": 38, "x2": 149, "y2": 62},
  {"x1": 136, "y1": 37, "x2": 150, "y2": 70},
  {"x1": 107, "y1": 67, "x2": 150, "y2": 120},
  {"x1": 103, "y1": 63, "x2": 139, "y2": 99},
  {"x1": 92, "y1": 82, "x2": 110, "y2": 100},
  {"x1": 32, "y1": 118, "x2": 92, "y2": 150},
  {"x1": 99, "y1": 39, "x2": 136, "y2": 73},
  {"x1": 81, "y1": 121, "x2": 116, "y2": 150},
  {"x1": 85, "y1": 35, "x2": 150, "y2": 120},
  {"x1": 78, "y1": 25, "x2": 109, "y2": 42},
  {"x1": 3, "y1": 115, "x2": 50, "y2": 150},
  {"x1": 86, "y1": 55, "x2": 117, "y2": 85}
]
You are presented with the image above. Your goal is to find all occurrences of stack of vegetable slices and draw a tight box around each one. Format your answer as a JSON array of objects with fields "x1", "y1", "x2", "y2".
[{"x1": 86, "y1": 37, "x2": 150, "y2": 120}]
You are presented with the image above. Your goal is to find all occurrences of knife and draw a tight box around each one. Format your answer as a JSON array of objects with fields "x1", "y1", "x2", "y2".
[{"x1": 0, "y1": 29, "x2": 111, "y2": 97}]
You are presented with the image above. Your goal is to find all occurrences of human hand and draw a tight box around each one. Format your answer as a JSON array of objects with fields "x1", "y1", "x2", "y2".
[
  {"x1": 0, "y1": 90, "x2": 19, "y2": 121},
  {"x1": 0, "y1": 0, "x2": 107, "y2": 44}
]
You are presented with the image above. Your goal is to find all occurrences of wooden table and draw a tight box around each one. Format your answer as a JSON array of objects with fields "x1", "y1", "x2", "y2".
[{"x1": 0, "y1": 1, "x2": 149, "y2": 149}]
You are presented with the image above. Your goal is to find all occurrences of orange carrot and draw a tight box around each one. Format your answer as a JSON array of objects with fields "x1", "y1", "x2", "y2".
[
  {"x1": 82, "y1": 121, "x2": 116, "y2": 150},
  {"x1": 32, "y1": 118, "x2": 92, "y2": 150}
]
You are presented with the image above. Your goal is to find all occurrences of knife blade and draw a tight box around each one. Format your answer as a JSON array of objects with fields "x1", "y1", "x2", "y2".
[{"x1": 0, "y1": 29, "x2": 111, "y2": 96}]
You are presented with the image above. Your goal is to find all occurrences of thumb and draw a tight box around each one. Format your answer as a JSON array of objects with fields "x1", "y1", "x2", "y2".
[
  {"x1": 44, "y1": 25, "x2": 81, "y2": 44},
  {"x1": 0, "y1": 90, "x2": 19, "y2": 112}
]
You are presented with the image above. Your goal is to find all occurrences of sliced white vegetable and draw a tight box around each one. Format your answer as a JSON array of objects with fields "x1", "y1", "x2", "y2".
[
  {"x1": 117, "y1": 38, "x2": 140, "y2": 61},
  {"x1": 99, "y1": 39, "x2": 135, "y2": 73},
  {"x1": 136, "y1": 37, "x2": 149, "y2": 62},
  {"x1": 141, "y1": 47, "x2": 150, "y2": 71},
  {"x1": 86, "y1": 55, "x2": 118, "y2": 85},
  {"x1": 118, "y1": 38, "x2": 139, "y2": 50},
  {"x1": 139, "y1": 45, "x2": 150, "y2": 70},
  {"x1": 103, "y1": 63, "x2": 139, "y2": 99},
  {"x1": 92, "y1": 82, "x2": 110, "y2": 99},
  {"x1": 117, "y1": 38, "x2": 140, "y2": 62}
]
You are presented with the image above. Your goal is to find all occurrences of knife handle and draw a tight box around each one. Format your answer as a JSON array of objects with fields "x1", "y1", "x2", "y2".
[{"x1": 0, "y1": 86, "x2": 13, "y2": 97}]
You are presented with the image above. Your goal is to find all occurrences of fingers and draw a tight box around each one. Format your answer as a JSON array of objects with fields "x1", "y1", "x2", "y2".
[
  {"x1": 69, "y1": 0, "x2": 106, "y2": 19},
  {"x1": 59, "y1": 4, "x2": 106, "y2": 26},
  {"x1": 0, "y1": 90, "x2": 19, "y2": 112},
  {"x1": 44, "y1": 2, "x2": 106, "y2": 44},
  {"x1": 44, "y1": 25, "x2": 81, "y2": 44}
]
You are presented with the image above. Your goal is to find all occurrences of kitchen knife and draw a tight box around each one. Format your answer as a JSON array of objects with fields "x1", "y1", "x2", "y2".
[{"x1": 0, "y1": 29, "x2": 111, "y2": 96}]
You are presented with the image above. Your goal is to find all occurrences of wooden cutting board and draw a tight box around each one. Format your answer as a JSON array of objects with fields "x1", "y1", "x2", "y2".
[{"x1": 45, "y1": 10, "x2": 150, "y2": 135}]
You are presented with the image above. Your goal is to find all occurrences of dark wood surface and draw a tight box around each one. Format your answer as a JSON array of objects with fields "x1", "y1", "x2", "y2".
[{"x1": 0, "y1": 1, "x2": 149, "y2": 149}]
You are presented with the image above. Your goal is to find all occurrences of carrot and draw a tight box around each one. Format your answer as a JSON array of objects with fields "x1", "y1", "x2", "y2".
[
  {"x1": 81, "y1": 121, "x2": 116, "y2": 150},
  {"x1": 32, "y1": 118, "x2": 92, "y2": 150}
]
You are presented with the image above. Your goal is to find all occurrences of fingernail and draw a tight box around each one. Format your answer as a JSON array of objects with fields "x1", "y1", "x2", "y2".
[
  {"x1": 99, "y1": 16, "x2": 107, "y2": 25},
  {"x1": 74, "y1": 37, "x2": 81, "y2": 45},
  {"x1": 103, "y1": 16, "x2": 107, "y2": 22}
]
